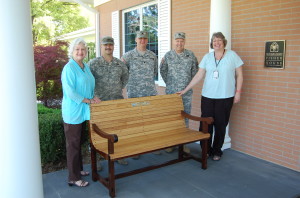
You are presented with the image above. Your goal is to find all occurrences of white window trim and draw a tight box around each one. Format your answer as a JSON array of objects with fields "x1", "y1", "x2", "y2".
[
  {"x1": 157, "y1": 0, "x2": 170, "y2": 86},
  {"x1": 112, "y1": 11, "x2": 120, "y2": 58}
]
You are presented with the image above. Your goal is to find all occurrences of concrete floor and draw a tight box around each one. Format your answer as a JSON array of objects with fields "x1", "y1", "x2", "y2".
[{"x1": 43, "y1": 143, "x2": 300, "y2": 198}]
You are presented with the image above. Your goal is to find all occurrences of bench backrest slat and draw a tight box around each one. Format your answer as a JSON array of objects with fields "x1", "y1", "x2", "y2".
[{"x1": 89, "y1": 94, "x2": 185, "y2": 144}]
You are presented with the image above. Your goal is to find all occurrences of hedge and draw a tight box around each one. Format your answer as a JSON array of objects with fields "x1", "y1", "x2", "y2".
[
  {"x1": 38, "y1": 104, "x2": 66, "y2": 164},
  {"x1": 38, "y1": 104, "x2": 89, "y2": 165}
]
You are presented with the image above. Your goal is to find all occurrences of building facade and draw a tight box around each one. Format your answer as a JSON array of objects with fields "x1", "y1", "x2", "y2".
[{"x1": 93, "y1": 0, "x2": 300, "y2": 171}]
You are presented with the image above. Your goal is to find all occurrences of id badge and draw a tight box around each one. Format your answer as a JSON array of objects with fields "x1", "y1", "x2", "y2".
[{"x1": 213, "y1": 70, "x2": 219, "y2": 79}]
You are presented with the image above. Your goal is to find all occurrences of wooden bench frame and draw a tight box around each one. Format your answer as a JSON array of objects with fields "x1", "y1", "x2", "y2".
[{"x1": 88, "y1": 95, "x2": 213, "y2": 197}]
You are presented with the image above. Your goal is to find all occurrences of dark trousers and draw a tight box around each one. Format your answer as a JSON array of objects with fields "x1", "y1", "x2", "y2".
[
  {"x1": 200, "y1": 96, "x2": 234, "y2": 156},
  {"x1": 64, "y1": 121, "x2": 86, "y2": 181}
]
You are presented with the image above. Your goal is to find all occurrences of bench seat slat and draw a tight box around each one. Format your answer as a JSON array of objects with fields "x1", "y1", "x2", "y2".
[
  {"x1": 92, "y1": 124, "x2": 187, "y2": 140},
  {"x1": 93, "y1": 128, "x2": 209, "y2": 159},
  {"x1": 91, "y1": 119, "x2": 185, "y2": 142}
]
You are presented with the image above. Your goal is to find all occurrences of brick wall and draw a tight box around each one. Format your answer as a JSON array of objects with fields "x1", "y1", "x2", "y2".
[
  {"x1": 231, "y1": 0, "x2": 300, "y2": 171},
  {"x1": 170, "y1": 0, "x2": 210, "y2": 130},
  {"x1": 171, "y1": 0, "x2": 300, "y2": 171}
]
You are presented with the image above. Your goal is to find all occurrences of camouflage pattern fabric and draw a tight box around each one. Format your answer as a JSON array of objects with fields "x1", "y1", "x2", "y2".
[
  {"x1": 88, "y1": 56, "x2": 129, "y2": 101},
  {"x1": 160, "y1": 49, "x2": 198, "y2": 126},
  {"x1": 122, "y1": 48, "x2": 158, "y2": 98}
]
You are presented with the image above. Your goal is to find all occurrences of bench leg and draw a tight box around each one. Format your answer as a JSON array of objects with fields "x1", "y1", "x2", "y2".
[
  {"x1": 178, "y1": 145, "x2": 184, "y2": 159},
  {"x1": 91, "y1": 145, "x2": 98, "y2": 181},
  {"x1": 201, "y1": 140, "x2": 208, "y2": 169},
  {"x1": 108, "y1": 159, "x2": 116, "y2": 197}
]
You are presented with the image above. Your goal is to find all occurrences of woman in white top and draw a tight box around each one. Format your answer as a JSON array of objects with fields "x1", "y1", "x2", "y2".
[{"x1": 178, "y1": 32, "x2": 243, "y2": 161}]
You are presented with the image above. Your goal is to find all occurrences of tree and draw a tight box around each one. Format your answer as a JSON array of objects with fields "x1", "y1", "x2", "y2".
[
  {"x1": 34, "y1": 40, "x2": 69, "y2": 107},
  {"x1": 31, "y1": 0, "x2": 90, "y2": 45}
]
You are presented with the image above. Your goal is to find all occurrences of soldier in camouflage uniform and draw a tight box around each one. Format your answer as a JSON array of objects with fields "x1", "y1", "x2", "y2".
[
  {"x1": 160, "y1": 32, "x2": 198, "y2": 153},
  {"x1": 121, "y1": 31, "x2": 160, "y2": 156},
  {"x1": 88, "y1": 36, "x2": 129, "y2": 165},
  {"x1": 89, "y1": 36, "x2": 128, "y2": 101},
  {"x1": 121, "y1": 31, "x2": 158, "y2": 98}
]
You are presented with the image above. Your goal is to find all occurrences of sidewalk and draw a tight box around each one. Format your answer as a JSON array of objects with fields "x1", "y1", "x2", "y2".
[{"x1": 43, "y1": 143, "x2": 300, "y2": 198}]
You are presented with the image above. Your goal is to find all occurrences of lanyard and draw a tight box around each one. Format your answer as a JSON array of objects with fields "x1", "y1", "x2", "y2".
[{"x1": 214, "y1": 49, "x2": 225, "y2": 68}]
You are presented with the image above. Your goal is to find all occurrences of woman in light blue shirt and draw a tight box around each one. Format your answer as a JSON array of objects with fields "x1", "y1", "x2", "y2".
[
  {"x1": 178, "y1": 32, "x2": 243, "y2": 161},
  {"x1": 61, "y1": 38, "x2": 101, "y2": 187}
]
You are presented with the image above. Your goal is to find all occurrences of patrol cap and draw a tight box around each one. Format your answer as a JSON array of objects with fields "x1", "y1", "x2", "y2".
[
  {"x1": 101, "y1": 36, "x2": 114, "y2": 44},
  {"x1": 136, "y1": 31, "x2": 148, "y2": 38},
  {"x1": 174, "y1": 32, "x2": 186, "y2": 39}
]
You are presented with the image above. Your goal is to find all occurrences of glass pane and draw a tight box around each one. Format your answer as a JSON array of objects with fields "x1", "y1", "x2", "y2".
[
  {"x1": 142, "y1": 4, "x2": 158, "y2": 80},
  {"x1": 142, "y1": 4, "x2": 158, "y2": 55},
  {"x1": 124, "y1": 9, "x2": 140, "y2": 52}
]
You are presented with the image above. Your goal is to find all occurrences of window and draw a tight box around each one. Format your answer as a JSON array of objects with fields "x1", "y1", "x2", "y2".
[
  {"x1": 123, "y1": 2, "x2": 158, "y2": 55},
  {"x1": 119, "y1": 0, "x2": 170, "y2": 85}
]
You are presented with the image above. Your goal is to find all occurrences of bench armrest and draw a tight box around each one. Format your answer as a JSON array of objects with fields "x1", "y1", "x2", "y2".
[
  {"x1": 92, "y1": 124, "x2": 118, "y2": 154},
  {"x1": 181, "y1": 110, "x2": 214, "y2": 133}
]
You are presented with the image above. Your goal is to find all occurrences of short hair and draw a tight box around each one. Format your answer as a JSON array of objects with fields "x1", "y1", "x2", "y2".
[
  {"x1": 68, "y1": 38, "x2": 87, "y2": 58},
  {"x1": 210, "y1": 32, "x2": 227, "y2": 49}
]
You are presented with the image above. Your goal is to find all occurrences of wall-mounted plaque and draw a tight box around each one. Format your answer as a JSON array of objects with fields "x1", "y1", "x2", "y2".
[{"x1": 264, "y1": 40, "x2": 286, "y2": 69}]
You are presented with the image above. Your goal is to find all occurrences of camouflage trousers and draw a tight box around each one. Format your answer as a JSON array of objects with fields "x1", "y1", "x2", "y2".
[{"x1": 182, "y1": 92, "x2": 192, "y2": 127}]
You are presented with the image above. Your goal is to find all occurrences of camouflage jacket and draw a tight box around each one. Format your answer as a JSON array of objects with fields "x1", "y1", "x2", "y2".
[
  {"x1": 160, "y1": 49, "x2": 198, "y2": 94},
  {"x1": 121, "y1": 48, "x2": 158, "y2": 98},
  {"x1": 88, "y1": 56, "x2": 129, "y2": 101}
]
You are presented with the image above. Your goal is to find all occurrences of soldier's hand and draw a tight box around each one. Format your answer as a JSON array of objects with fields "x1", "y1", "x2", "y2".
[{"x1": 176, "y1": 90, "x2": 185, "y2": 96}]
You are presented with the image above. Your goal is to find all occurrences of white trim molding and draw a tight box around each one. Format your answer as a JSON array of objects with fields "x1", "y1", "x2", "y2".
[
  {"x1": 157, "y1": 0, "x2": 171, "y2": 86},
  {"x1": 94, "y1": 0, "x2": 111, "y2": 7},
  {"x1": 112, "y1": 11, "x2": 120, "y2": 58}
]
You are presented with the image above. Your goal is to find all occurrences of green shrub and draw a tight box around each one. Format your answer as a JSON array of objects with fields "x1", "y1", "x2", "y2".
[
  {"x1": 38, "y1": 104, "x2": 90, "y2": 165},
  {"x1": 38, "y1": 104, "x2": 65, "y2": 164},
  {"x1": 38, "y1": 103, "x2": 61, "y2": 114}
]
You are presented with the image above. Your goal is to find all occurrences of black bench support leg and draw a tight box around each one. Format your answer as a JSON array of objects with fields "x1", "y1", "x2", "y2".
[
  {"x1": 201, "y1": 140, "x2": 208, "y2": 169},
  {"x1": 178, "y1": 145, "x2": 183, "y2": 159},
  {"x1": 108, "y1": 159, "x2": 116, "y2": 197},
  {"x1": 91, "y1": 146, "x2": 98, "y2": 181}
]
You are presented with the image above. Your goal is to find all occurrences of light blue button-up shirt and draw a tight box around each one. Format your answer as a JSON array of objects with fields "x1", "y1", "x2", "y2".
[
  {"x1": 61, "y1": 59, "x2": 95, "y2": 124},
  {"x1": 199, "y1": 50, "x2": 243, "y2": 99}
]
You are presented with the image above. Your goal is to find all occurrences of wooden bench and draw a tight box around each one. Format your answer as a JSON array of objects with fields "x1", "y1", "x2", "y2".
[{"x1": 88, "y1": 94, "x2": 213, "y2": 197}]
